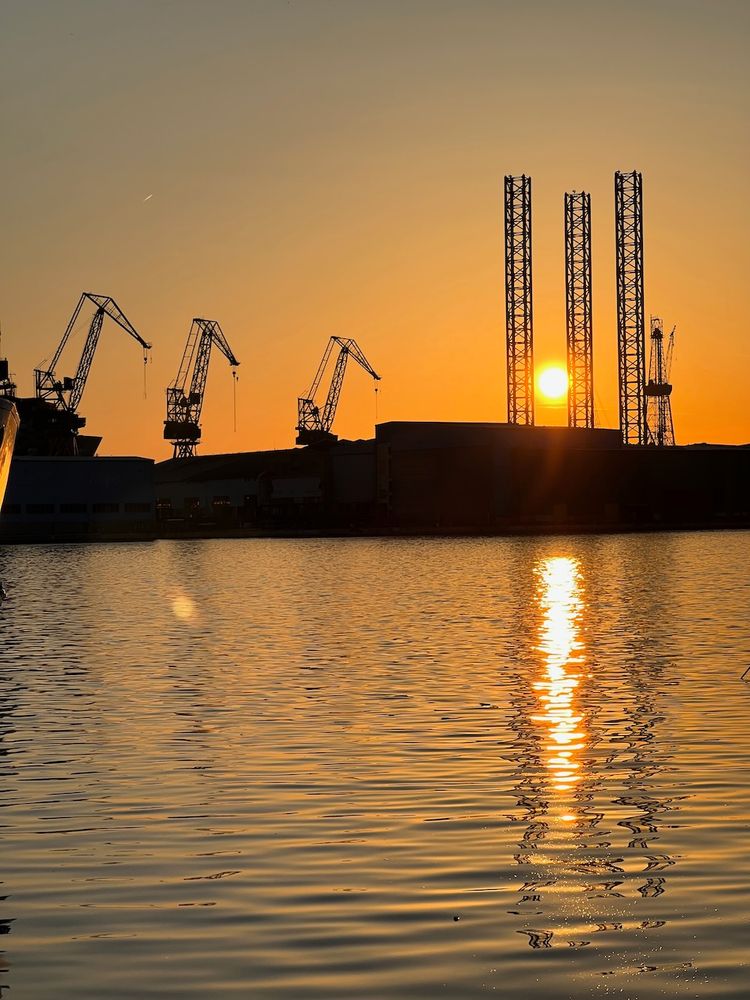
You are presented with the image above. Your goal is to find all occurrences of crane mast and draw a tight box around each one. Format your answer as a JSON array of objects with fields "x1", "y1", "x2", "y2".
[
  {"x1": 645, "y1": 317, "x2": 675, "y2": 446},
  {"x1": 296, "y1": 337, "x2": 380, "y2": 446},
  {"x1": 164, "y1": 318, "x2": 240, "y2": 459},
  {"x1": 35, "y1": 293, "x2": 150, "y2": 413}
]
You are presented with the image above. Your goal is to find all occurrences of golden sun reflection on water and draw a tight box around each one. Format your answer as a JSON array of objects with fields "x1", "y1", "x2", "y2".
[
  {"x1": 532, "y1": 557, "x2": 586, "y2": 805},
  {"x1": 171, "y1": 593, "x2": 197, "y2": 621}
]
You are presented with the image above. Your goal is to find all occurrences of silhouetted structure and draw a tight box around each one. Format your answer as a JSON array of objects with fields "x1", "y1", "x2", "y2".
[
  {"x1": 615, "y1": 171, "x2": 646, "y2": 445},
  {"x1": 296, "y1": 337, "x2": 380, "y2": 446},
  {"x1": 7, "y1": 397, "x2": 101, "y2": 457},
  {"x1": 504, "y1": 175, "x2": 534, "y2": 426},
  {"x1": 35, "y1": 292, "x2": 150, "y2": 424},
  {"x1": 645, "y1": 317, "x2": 675, "y2": 446},
  {"x1": 565, "y1": 191, "x2": 594, "y2": 429},
  {"x1": 140, "y1": 423, "x2": 750, "y2": 539},
  {"x1": 1, "y1": 456, "x2": 155, "y2": 542},
  {"x1": 8, "y1": 293, "x2": 149, "y2": 456},
  {"x1": 3, "y1": 421, "x2": 748, "y2": 542},
  {"x1": 0, "y1": 356, "x2": 17, "y2": 398},
  {"x1": 164, "y1": 319, "x2": 239, "y2": 458}
]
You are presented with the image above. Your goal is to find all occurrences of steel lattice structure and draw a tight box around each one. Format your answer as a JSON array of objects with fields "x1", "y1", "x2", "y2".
[
  {"x1": 615, "y1": 170, "x2": 646, "y2": 445},
  {"x1": 645, "y1": 317, "x2": 675, "y2": 446},
  {"x1": 296, "y1": 337, "x2": 380, "y2": 446},
  {"x1": 164, "y1": 319, "x2": 239, "y2": 458},
  {"x1": 35, "y1": 293, "x2": 150, "y2": 413},
  {"x1": 564, "y1": 191, "x2": 594, "y2": 428},
  {"x1": 504, "y1": 174, "x2": 534, "y2": 425}
]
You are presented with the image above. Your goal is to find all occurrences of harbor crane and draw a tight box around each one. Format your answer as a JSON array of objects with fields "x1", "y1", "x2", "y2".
[
  {"x1": 296, "y1": 336, "x2": 380, "y2": 446},
  {"x1": 164, "y1": 318, "x2": 239, "y2": 459},
  {"x1": 35, "y1": 293, "x2": 151, "y2": 414},
  {"x1": 645, "y1": 317, "x2": 675, "y2": 446}
]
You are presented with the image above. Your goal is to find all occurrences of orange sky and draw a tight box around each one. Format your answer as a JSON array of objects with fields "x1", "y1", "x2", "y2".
[{"x1": 1, "y1": 0, "x2": 748, "y2": 457}]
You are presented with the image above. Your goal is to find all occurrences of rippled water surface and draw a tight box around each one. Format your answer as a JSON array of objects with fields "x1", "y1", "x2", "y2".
[{"x1": 1, "y1": 534, "x2": 749, "y2": 998}]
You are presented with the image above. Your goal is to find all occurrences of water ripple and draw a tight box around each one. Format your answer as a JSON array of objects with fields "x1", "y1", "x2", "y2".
[{"x1": 0, "y1": 534, "x2": 749, "y2": 997}]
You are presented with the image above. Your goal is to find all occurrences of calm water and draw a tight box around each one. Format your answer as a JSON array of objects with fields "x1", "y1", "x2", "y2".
[{"x1": 1, "y1": 534, "x2": 749, "y2": 999}]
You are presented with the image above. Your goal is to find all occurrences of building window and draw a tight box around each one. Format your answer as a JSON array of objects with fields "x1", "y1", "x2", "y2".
[
  {"x1": 185, "y1": 497, "x2": 201, "y2": 510},
  {"x1": 92, "y1": 503, "x2": 120, "y2": 514},
  {"x1": 2, "y1": 503, "x2": 21, "y2": 515},
  {"x1": 124, "y1": 502, "x2": 151, "y2": 513},
  {"x1": 26, "y1": 503, "x2": 54, "y2": 514},
  {"x1": 60, "y1": 503, "x2": 87, "y2": 514},
  {"x1": 212, "y1": 496, "x2": 231, "y2": 507}
]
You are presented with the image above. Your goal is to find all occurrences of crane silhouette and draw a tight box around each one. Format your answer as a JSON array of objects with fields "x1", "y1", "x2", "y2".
[
  {"x1": 35, "y1": 293, "x2": 150, "y2": 414},
  {"x1": 645, "y1": 317, "x2": 675, "y2": 447},
  {"x1": 296, "y1": 337, "x2": 380, "y2": 446},
  {"x1": 164, "y1": 319, "x2": 240, "y2": 459}
]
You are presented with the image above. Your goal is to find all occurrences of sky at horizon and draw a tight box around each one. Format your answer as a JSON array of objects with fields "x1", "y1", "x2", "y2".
[{"x1": 1, "y1": 0, "x2": 748, "y2": 456}]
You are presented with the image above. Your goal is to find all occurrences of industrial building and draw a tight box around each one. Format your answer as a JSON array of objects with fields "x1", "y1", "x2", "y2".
[
  {"x1": 150, "y1": 423, "x2": 750, "y2": 536},
  {"x1": 0, "y1": 457, "x2": 155, "y2": 543},
  {"x1": 1, "y1": 423, "x2": 747, "y2": 542},
  {"x1": 155, "y1": 437, "x2": 376, "y2": 534}
]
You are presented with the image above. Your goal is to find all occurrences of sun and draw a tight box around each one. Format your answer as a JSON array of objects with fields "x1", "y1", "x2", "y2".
[{"x1": 538, "y1": 365, "x2": 568, "y2": 401}]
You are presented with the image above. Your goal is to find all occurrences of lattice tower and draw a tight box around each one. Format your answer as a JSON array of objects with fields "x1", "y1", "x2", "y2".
[
  {"x1": 504, "y1": 174, "x2": 534, "y2": 425},
  {"x1": 615, "y1": 171, "x2": 646, "y2": 445},
  {"x1": 564, "y1": 191, "x2": 594, "y2": 428}
]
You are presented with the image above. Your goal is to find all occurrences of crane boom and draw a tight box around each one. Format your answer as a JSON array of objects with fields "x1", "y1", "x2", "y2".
[
  {"x1": 296, "y1": 336, "x2": 380, "y2": 446},
  {"x1": 35, "y1": 293, "x2": 150, "y2": 412},
  {"x1": 164, "y1": 318, "x2": 240, "y2": 459}
]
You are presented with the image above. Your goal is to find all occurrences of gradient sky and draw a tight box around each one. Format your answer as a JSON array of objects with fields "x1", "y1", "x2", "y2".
[{"x1": 1, "y1": 0, "x2": 748, "y2": 456}]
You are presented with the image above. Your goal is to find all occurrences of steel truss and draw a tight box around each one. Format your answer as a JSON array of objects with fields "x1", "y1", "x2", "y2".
[
  {"x1": 564, "y1": 191, "x2": 594, "y2": 428},
  {"x1": 35, "y1": 293, "x2": 149, "y2": 413},
  {"x1": 296, "y1": 337, "x2": 379, "y2": 446},
  {"x1": 615, "y1": 170, "x2": 646, "y2": 445},
  {"x1": 164, "y1": 319, "x2": 239, "y2": 459},
  {"x1": 504, "y1": 174, "x2": 534, "y2": 425},
  {"x1": 645, "y1": 317, "x2": 675, "y2": 446}
]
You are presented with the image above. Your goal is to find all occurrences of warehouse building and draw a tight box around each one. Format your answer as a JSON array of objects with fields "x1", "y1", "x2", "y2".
[{"x1": 0, "y1": 456, "x2": 155, "y2": 542}]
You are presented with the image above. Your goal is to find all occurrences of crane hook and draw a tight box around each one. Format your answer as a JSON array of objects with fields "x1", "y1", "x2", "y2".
[
  {"x1": 143, "y1": 348, "x2": 149, "y2": 399},
  {"x1": 232, "y1": 367, "x2": 238, "y2": 432}
]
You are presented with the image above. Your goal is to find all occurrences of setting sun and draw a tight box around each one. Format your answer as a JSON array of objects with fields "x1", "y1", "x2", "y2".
[{"x1": 538, "y1": 365, "x2": 568, "y2": 401}]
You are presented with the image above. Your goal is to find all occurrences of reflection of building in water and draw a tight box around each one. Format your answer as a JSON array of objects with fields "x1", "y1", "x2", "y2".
[{"x1": 504, "y1": 552, "x2": 681, "y2": 950}]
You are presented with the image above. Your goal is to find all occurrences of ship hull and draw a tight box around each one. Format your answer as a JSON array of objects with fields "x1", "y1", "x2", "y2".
[{"x1": 0, "y1": 397, "x2": 20, "y2": 510}]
